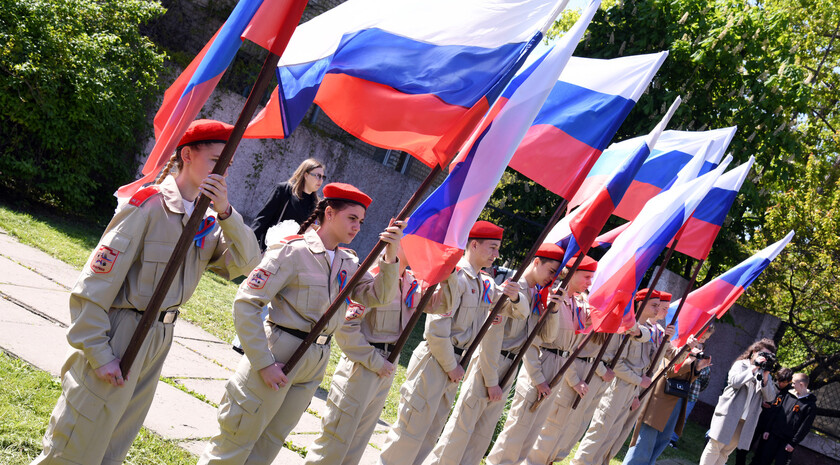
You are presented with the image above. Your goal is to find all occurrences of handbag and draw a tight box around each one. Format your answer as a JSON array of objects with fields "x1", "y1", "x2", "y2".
[{"x1": 664, "y1": 378, "x2": 690, "y2": 399}]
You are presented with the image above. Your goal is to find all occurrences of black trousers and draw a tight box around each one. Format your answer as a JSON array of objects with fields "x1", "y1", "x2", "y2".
[{"x1": 752, "y1": 433, "x2": 794, "y2": 465}]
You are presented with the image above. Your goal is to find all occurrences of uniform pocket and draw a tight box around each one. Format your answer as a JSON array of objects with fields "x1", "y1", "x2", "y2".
[
  {"x1": 322, "y1": 382, "x2": 360, "y2": 444},
  {"x1": 372, "y1": 307, "x2": 401, "y2": 338},
  {"x1": 398, "y1": 387, "x2": 428, "y2": 439},
  {"x1": 54, "y1": 369, "x2": 108, "y2": 462},
  {"x1": 290, "y1": 272, "x2": 328, "y2": 316},
  {"x1": 218, "y1": 379, "x2": 264, "y2": 445},
  {"x1": 139, "y1": 241, "x2": 178, "y2": 300}
]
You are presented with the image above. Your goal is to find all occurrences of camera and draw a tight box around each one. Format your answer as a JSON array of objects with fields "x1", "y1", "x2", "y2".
[
  {"x1": 695, "y1": 351, "x2": 711, "y2": 360},
  {"x1": 753, "y1": 351, "x2": 777, "y2": 371}
]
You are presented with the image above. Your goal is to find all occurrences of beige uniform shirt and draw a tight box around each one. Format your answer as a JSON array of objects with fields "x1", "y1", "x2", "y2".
[
  {"x1": 235, "y1": 229, "x2": 399, "y2": 371},
  {"x1": 522, "y1": 292, "x2": 583, "y2": 386},
  {"x1": 336, "y1": 269, "x2": 423, "y2": 374},
  {"x1": 424, "y1": 257, "x2": 527, "y2": 385},
  {"x1": 67, "y1": 175, "x2": 260, "y2": 369},
  {"x1": 613, "y1": 326, "x2": 654, "y2": 387}
]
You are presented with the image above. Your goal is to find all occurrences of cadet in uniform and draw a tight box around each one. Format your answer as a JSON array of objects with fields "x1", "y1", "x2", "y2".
[
  {"x1": 303, "y1": 246, "x2": 425, "y2": 465},
  {"x1": 199, "y1": 183, "x2": 404, "y2": 465},
  {"x1": 485, "y1": 255, "x2": 598, "y2": 465},
  {"x1": 423, "y1": 243, "x2": 567, "y2": 465},
  {"x1": 31, "y1": 119, "x2": 261, "y2": 465},
  {"x1": 570, "y1": 290, "x2": 660, "y2": 465},
  {"x1": 378, "y1": 221, "x2": 524, "y2": 465}
]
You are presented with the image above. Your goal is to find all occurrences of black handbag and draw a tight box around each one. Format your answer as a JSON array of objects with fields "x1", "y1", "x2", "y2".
[{"x1": 664, "y1": 378, "x2": 690, "y2": 399}]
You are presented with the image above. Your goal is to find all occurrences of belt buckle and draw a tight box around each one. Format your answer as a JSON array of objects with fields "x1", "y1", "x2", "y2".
[
  {"x1": 315, "y1": 334, "x2": 330, "y2": 345},
  {"x1": 162, "y1": 310, "x2": 179, "y2": 324}
]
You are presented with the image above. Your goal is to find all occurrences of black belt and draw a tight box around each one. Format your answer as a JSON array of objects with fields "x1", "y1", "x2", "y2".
[
  {"x1": 275, "y1": 325, "x2": 332, "y2": 345},
  {"x1": 500, "y1": 350, "x2": 517, "y2": 361},
  {"x1": 577, "y1": 356, "x2": 595, "y2": 363},
  {"x1": 129, "y1": 308, "x2": 179, "y2": 324},
  {"x1": 543, "y1": 347, "x2": 570, "y2": 357},
  {"x1": 371, "y1": 342, "x2": 398, "y2": 354}
]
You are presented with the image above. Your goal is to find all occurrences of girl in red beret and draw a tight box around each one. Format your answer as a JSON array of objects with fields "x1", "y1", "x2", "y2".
[
  {"x1": 199, "y1": 183, "x2": 405, "y2": 465},
  {"x1": 31, "y1": 119, "x2": 261, "y2": 465}
]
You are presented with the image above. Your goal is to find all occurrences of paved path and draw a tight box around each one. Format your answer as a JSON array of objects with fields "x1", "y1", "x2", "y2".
[{"x1": 0, "y1": 228, "x2": 389, "y2": 464}]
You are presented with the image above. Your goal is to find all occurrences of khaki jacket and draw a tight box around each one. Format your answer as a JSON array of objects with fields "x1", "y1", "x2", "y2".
[
  {"x1": 522, "y1": 292, "x2": 586, "y2": 387},
  {"x1": 613, "y1": 325, "x2": 653, "y2": 387},
  {"x1": 234, "y1": 229, "x2": 398, "y2": 371},
  {"x1": 67, "y1": 175, "x2": 260, "y2": 369},
  {"x1": 335, "y1": 268, "x2": 424, "y2": 373},
  {"x1": 424, "y1": 258, "x2": 528, "y2": 381}
]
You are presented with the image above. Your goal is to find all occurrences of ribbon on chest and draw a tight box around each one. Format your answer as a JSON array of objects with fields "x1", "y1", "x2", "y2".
[{"x1": 194, "y1": 216, "x2": 216, "y2": 248}]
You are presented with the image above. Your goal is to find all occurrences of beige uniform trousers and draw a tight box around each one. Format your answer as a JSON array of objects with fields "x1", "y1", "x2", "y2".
[
  {"x1": 198, "y1": 328, "x2": 331, "y2": 465},
  {"x1": 377, "y1": 341, "x2": 459, "y2": 465},
  {"x1": 303, "y1": 349, "x2": 394, "y2": 465},
  {"x1": 699, "y1": 419, "x2": 745, "y2": 465},
  {"x1": 571, "y1": 378, "x2": 639, "y2": 465},
  {"x1": 484, "y1": 350, "x2": 568, "y2": 465},
  {"x1": 31, "y1": 309, "x2": 174, "y2": 465},
  {"x1": 422, "y1": 352, "x2": 516, "y2": 465},
  {"x1": 525, "y1": 360, "x2": 608, "y2": 465}
]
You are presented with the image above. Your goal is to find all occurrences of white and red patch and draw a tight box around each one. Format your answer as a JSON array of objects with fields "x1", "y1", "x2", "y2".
[
  {"x1": 247, "y1": 268, "x2": 271, "y2": 290},
  {"x1": 491, "y1": 314, "x2": 504, "y2": 325},
  {"x1": 90, "y1": 246, "x2": 119, "y2": 274},
  {"x1": 345, "y1": 303, "x2": 366, "y2": 321}
]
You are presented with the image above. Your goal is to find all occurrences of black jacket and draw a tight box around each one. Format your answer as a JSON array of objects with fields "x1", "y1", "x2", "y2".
[
  {"x1": 769, "y1": 390, "x2": 817, "y2": 446},
  {"x1": 251, "y1": 182, "x2": 317, "y2": 251}
]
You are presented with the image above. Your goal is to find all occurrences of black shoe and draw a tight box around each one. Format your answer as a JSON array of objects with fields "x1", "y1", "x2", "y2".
[
  {"x1": 669, "y1": 440, "x2": 678, "y2": 449},
  {"x1": 232, "y1": 345, "x2": 244, "y2": 355}
]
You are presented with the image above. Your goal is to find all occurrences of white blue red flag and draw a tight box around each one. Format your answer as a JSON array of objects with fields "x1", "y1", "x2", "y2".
[
  {"x1": 401, "y1": 0, "x2": 601, "y2": 285},
  {"x1": 117, "y1": 0, "x2": 307, "y2": 198},
  {"x1": 667, "y1": 230, "x2": 793, "y2": 347},
  {"x1": 544, "y1": 98, "x2": 682, "y2": 265},
  {"x1": 570, "y1": 126, "x2": 736, "y2": 219},
  {"x1": 508, "y1": 52, "x2": 668, "y2": 198},
  {"x1": 245, "y1": 0, "x2": 566, "y2": 168},
  {"x1": 586, "y1": 155, "x2": 733, "y2": 333}
]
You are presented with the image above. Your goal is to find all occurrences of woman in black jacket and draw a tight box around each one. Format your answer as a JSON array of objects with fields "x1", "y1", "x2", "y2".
[{"x1": 251, "y1": 158, "x2": 325, "y2": 251}]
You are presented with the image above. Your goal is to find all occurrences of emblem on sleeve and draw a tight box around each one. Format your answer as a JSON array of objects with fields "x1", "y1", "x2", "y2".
[
  {"x1": 247, "y1": 268, "x2": 271, "y2": 290},
  {"x1": 90, "y1": 246, "x2": 119, "y2": 274},
  {"x1": 345, "y1": 302, "x2": 366, "y2": 321}
]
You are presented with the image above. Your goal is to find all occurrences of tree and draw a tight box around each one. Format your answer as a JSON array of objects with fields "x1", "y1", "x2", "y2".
[{"x1": 0, "y1": 0, "x2": 165, "y2": 212}]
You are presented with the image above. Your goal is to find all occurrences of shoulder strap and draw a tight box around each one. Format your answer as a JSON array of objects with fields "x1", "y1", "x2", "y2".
[{"x1": 128, "y1": 185, "x2": 160, "y2": 207}]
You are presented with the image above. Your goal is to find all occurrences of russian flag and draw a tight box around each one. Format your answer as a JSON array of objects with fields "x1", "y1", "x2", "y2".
[
  {"x1": 402, "y1": 0, "x2": 601, "y2": 285},
  {"x1": 508, "y1": 52, "x2": 668, "y2": 199},
  {"x1": 570, "y1": 127, "x2": 737, "y2": 220},
  {"x1": 544, "y1": 98, "x2": 682, "y2": 265},
  {"x1": 586, "y1": 155, "x2": 733, "y2": 333},
  {"x1": 669, "y1": 156, "x2": 755, "y2": 260},
  {"x1": 667, "y1": 231, "x2": 794, "y2": 347},
  {"x1": 117, "y1": 0, "x2": 307, "y2": 198},
  {"x1": 244, "y1": 0, "x2": 565, "y2": 168}
]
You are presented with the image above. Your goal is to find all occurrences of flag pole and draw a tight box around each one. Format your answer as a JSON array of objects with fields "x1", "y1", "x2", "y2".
[
  {"x1": 638, "y1": 317, "x2": 713, "y2": 400},
  {"x1": 457, "y1": 198, "x2": 569, "y2": 370},
  {"x1": 120, "y1": 50, "x2": 285, "y2": 375},
  {"x1": 529, "y1": 327, "x2": 596, "y2": 412},
  {"x1": 643, "y1": 256, "x2": 705, "y2": 378},
  {"x1": 282, "y1": 164, "x2": 442, "y2": 373},
  {"x1": 386, "y1": 284, "x2": 438, "y2": 364}
]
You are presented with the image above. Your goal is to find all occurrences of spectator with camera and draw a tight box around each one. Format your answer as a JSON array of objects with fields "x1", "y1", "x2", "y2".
[
  {"x1": 752, "y1": 372, "x2": 817, "y2": 465},
  {"x1": 734, "y1": 367, "x2": 793, "y2": 465},
  {"x1": 699, "y1": 339, "x2": 779, "y2": 465}
]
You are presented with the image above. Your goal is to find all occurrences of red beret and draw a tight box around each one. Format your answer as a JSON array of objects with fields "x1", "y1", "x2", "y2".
[
  {"x1": 469, "y1": 221, "x2": 504, "y2": 240},
  {"x1": 178, "y1": 119, "x2": 234, "y2": 148},
  {"x1": 658, "y1": 291, "x2": 672, "y2": 302},
  {"x1": 635, "y1": 289, "x2": 660, "y2": 302},
  {"x1": 575, "y1": 255, "x2": 598, "y2": 272},
  {"x1": 323, "y1": 182, "x2": 372, "y2": 208},
  {"x1": 535, "y1": 243, "x2": 565, "y2": 262}
]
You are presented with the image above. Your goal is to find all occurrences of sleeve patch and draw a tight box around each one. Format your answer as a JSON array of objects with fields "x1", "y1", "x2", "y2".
[
  {"x1": 247, "y1": 268, "x2": 272, "y2": 290},
  {"x1": 345, "y1": 302, "x2": 366, "y2": 321},
  {"x1": 128, "y1": 186, "x2": 160, "y2": 207},
  {"x1": 491, "y1": 314, "x2": 503, "y2": 325},
  {"x1": 90, "y1": 246, "x2": 120, "y2": 274}
]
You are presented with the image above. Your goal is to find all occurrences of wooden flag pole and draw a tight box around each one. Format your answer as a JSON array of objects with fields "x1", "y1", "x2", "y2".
[
  {"x1": 638, "y1": 318, "x2": 713, "y2": 400},
  {"x1": 282, "y1": 164, "x2": 442, "y2": 374},
  {"x1": 457, "y1": 198, "x2": 569, "y2": 370},
  {"x1": 529, "y1": 328, "x2": 597, "y2": 412},
  {"x1": 570, "y1": 332, "x2": 613, "y2": 409},
  {"x1": 120, "y1": 50, "x2": 283, "y2": 375},
  {"x1": 643, "y1": 256, "x2": 705, "y2": 378},
  {"x1": 386, "y1": 285, "x2": 438, "y2": 364}
]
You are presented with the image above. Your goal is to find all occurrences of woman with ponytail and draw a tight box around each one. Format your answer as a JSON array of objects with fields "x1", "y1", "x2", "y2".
[
  {"x1": 31, "y1": 119, "x2": 260, "y2": 465},
  {"x1": 200, "y1": 183, "x2": 405, "y2": 465}
]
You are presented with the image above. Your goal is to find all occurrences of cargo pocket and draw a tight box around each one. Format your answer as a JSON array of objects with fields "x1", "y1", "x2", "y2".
[
  {"x1": 218, "y1": 379, "x2": 264, "y2": 445},
  {"x1": 139, "y1": 241, "x2": 179, "y2": 303},
  {"x1": 322, "y1": 383, "x2": 359, "y2": 444},
  {"x1": 372, "y1": 307, "x2": 401, "y2": 339},
  {"x1": 399, "y1": 388, "x2": 428, "y2": 439},
  {"x1": 55, "y1": 370, "x2": 107, "y2": 462}
]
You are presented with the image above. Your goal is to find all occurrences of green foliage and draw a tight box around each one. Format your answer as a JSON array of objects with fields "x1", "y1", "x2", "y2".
[{"x1": 0, "y1": 0, "x2": 166, "y2": 212}]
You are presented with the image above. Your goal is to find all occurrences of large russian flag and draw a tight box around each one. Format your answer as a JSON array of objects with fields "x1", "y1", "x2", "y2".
[
  {"x1": 117, "y1": 0, "x2": 307, "y2": 198},
  {"x1": 544, "y1": 98, "x2": 682, "y2": 265},
  {"x1": 587, "y1": 155, "x2": 732, "y2": 333},
  {"x1": 508, "y1": 52, "x2": 668, "y2": 199},
  {"x1": 402, "y1": 0, "x2": 601, "y2": 285},
  {"x1": 667, "y1": 231, "x2": 794, "y2": 347},
  {"x1": 570, "y1": 127, "x2": 737, "y2": 219},
  {"x1": 669, "y1": 156, "x2": 755, "y2": 260},
  {"x1": 244, "y1": 0, "x2": 565, "y2": 168}
]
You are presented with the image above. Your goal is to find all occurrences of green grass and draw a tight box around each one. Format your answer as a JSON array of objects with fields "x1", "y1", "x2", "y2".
[{"x1": 0, "y1": 351, "x2": 196, "y2": 465}]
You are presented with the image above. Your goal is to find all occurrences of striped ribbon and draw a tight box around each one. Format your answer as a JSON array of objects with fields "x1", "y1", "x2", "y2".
[
  {"x1": 405, "y1": 279, "x2": 419, "y2": 308},
  {"x1": 574, "y1": 298, "x2": 586, "y2": 331},
  {"x1": 193, "y1": 216, "x2": 216, "y2": 248},
  {"x1": 481, "y1": 279, "x2": 493, "y2": 304},
  {"x1": 337, "y1": 269, "x2": 351, "y2": 305},
  {"x1": 532, "y1": 284, "x2": 544, "y2": 315}
]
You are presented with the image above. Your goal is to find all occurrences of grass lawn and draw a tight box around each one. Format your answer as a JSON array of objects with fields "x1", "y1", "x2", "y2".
[{"x1": 0, "y1": 351, "x2": 196, "y2": 465}]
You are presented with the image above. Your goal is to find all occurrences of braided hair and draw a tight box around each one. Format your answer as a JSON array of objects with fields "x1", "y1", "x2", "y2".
[
  {"x1": 298, "y1": 198, "x2": 357, "y2": 234},
  {"x1": 155, "y1": 142, "x2": 214, "y2": 184}
]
